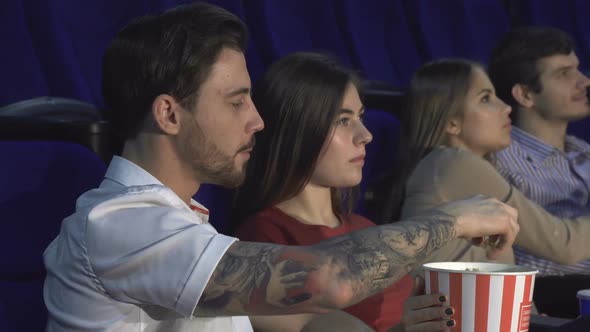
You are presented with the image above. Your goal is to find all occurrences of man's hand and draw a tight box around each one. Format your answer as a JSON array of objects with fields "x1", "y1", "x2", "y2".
[{"x1": 436, "y1": 195, "x2": 519, "y2": 259}]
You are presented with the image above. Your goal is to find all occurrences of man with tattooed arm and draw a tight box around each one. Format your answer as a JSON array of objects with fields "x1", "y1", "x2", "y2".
[{"x1": 42, "y1": 2, "x2": 519, "y2": 331}]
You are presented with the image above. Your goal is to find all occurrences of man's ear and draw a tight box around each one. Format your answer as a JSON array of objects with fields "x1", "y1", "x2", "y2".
[
  {"x1": 445, "y1": 117, "x2": 462, "y2": 136},
  {"x1": 152, "y1": 94, "x2": 182, "y2": 135},
  {"x1": 511, "y1": 84, "x2": 535, "y2": 109}
]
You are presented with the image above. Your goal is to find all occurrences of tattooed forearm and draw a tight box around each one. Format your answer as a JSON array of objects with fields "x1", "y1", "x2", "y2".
[
  {"x1": 312, "y1": 212, "x2": 456, "y2": 298},
  {"x1": 196, "y1": 211, "x2": 457, "y2": 317},
  {"x1": 197, "y1": 242, "x2": 322, "y2": 316}
]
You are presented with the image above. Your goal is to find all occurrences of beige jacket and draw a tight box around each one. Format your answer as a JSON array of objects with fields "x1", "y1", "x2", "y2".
[{"x1": 402, "y1": 147, "x2": 590, "y2": 266}]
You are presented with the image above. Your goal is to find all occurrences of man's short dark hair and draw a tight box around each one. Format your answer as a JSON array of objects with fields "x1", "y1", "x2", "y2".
[
  {"x1": 102, "y1": 2, "x2": 247, "y2": 145},
  {"x1": 488, "y1": 26, "x2": 574, "y2": 111}
]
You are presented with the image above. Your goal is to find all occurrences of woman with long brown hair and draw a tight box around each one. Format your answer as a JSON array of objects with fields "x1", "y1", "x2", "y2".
[{"x1": 233, "y1": 53, "x2": 458, "y2": 332}]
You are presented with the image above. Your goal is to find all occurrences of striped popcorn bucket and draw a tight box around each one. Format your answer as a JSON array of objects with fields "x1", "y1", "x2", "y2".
[{"x1": 423, "y1": 262, "x2": 538, "y2": 332}]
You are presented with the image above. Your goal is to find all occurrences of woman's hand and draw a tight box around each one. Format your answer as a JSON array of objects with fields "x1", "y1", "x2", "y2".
[{"x1": 390, "y1": 276, "x2": 456, "y2": 332}]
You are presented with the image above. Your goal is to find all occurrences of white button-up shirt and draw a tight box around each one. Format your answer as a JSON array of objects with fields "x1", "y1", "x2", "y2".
[{"x1": 43, "y1": 156, "x2": 252, "y2": 331}]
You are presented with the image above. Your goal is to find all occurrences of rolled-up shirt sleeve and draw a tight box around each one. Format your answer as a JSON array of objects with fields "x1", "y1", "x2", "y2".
[{"x1": 85, "y1": 191, "x2": 237, "y2": 317}]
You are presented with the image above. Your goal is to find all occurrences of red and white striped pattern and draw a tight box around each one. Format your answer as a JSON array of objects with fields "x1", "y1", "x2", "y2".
[{"x1": 425, "y1": 270, "x2": 535, "y2": 332}]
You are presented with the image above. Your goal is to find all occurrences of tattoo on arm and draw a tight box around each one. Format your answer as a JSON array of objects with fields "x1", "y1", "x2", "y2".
[
  {"x1": 197, "y1": 242, "x2": 320, "y2": 316},
  {"x1": 313, "y1": 212, "x2": 456, "y2": 296},
  {"x1": 196, "y1": 212, "x2": 456, "y2": 316}
]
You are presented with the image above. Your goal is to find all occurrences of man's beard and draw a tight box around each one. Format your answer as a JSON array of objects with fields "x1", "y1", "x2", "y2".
[{"x1": 179, "y1": 120, "x2": 249, "y2": 188}]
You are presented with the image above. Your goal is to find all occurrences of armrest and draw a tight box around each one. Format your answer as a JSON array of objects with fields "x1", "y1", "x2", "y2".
[{"x1": 530, "y1": 315, "x2": 572, "y2": 332}]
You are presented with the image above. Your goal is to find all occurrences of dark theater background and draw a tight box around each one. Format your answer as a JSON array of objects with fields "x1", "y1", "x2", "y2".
[{"x1": 1, "y1": 1, "x2": 589, "y2": 331}]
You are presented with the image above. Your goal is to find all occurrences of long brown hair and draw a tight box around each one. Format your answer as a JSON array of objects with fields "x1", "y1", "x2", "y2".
[
  {"x1": 376, "y1": 58, "x2": 482, "y2": 224},
  {"x1": 231, "y1": 52, "x2": 361, "y2": 228}
]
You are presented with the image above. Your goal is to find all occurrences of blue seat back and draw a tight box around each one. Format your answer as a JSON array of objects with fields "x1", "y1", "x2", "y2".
[{"x1": 0, "y1": 141, "x2": 106, "y2": 331}]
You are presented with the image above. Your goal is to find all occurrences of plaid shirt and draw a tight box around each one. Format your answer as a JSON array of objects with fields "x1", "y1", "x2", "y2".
[{"x1": 494, "y1": 127, "x2": 590, "y2": 276}]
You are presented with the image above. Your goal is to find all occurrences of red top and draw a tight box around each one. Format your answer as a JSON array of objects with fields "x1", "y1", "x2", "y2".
[{"x1": 235, "y1": 207, "x2": 414, "y2": 332}]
